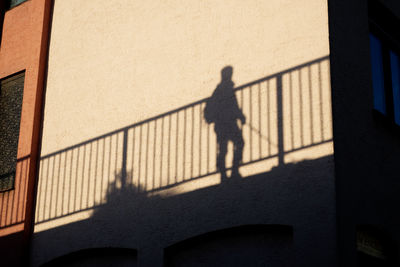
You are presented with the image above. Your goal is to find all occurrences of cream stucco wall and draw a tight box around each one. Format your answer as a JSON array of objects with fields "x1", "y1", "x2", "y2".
[
  {"x1": 40, "y1": 0, "x2": 329, "y2": 154},
  {"x1": 32, "y1": 1, "x2": 334, "y2": 266}
]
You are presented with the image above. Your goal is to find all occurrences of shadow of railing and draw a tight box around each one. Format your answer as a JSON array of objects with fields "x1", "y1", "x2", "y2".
[
  {"x1": 35, "y1": 56, "x2": 332, "y2": 225},
  {"x1": 0, "y1": 155, "x2": 30, "y2": 229}
]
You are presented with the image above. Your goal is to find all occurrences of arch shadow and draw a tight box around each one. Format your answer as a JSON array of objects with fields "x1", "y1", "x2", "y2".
[{"x1": 164, "y1": 224, "x2": 293, "y2": 267}]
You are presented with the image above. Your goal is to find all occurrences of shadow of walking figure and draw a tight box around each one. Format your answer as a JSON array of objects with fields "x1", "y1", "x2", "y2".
[{"x1": 204, "y1": 66, "x2": 246, "y2": 180}]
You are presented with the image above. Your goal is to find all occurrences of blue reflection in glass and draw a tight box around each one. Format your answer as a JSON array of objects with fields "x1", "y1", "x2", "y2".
[
  {"x1": 390, "y1": 51, "x2": 400, "y2": 125},
  {"x1": 10, "y1": 0, "x2": 27, "y2": 8},
  {"x1": 370, "y1": 34, "x2": 386, "y2": 114}
]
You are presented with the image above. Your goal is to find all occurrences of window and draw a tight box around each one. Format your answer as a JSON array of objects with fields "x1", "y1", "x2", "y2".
[
  {"x1": 0, "y1": 1, "x2": 6, "y2": 47},
  {"x1": 369, "y1": 0, "x2": 400, "y2": 126},
  {"x1": 9, "y1": 0, "x2": 28, "y2": 9},
  {"x1": 0, "y1": 72, "x2": 25, "y2": 191}
]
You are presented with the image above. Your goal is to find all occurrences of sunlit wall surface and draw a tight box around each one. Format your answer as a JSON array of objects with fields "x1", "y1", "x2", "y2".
[{"x1": 32, "y1": 0, "x2": 334, "y2": 266}]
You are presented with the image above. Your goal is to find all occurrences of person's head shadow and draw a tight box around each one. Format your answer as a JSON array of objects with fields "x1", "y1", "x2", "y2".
[{"x1": 204, "y1": 66, "x2": 246, "y2": 181}]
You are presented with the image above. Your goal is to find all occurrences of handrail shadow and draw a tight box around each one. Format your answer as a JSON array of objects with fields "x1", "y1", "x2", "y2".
[
  {"x1": 34, "y1": 55, "x2": 332, "y2": 226},
  {"x1": 0, "y1": 155, "x2": 30, "y2": 229}
]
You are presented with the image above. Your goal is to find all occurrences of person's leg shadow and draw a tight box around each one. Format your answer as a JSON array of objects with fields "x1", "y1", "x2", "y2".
[
  {"x1": 231, "y1": 124, "x2": 244, "y2": 179},
  {"x1": 215, "y1": 123, "x2": 244, "y2": 181},
  {"x1": 216, "y1": 132, "x2": 228, "y2": 181}
]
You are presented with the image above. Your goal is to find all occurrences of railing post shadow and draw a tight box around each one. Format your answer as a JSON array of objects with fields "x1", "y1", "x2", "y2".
[
  {"x1": 277, "y1": 75, "x2": 284, "y2": 165},
  {"x1": 121, "y1": 129, "x2": 128, "y2": 188}
]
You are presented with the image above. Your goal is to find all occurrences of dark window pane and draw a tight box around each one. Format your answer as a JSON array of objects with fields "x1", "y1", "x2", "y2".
[
  {"x1": 390, "y1": 51, "x2": 400, "y2": 125},
  {"x1": 370, "y1": 34, "x2": 386, "y2": 114},
  {"x1": 0, "y1": 72, "x2": 24, "y2": 191}
]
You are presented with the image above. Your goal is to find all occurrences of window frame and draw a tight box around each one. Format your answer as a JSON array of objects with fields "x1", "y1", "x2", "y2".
[{"x1": 368, "y1": 0, "x2": 400, "y2": 129}]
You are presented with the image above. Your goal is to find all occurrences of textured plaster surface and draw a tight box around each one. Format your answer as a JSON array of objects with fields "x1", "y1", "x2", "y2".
[
  {"x1": 33, "y1": 0, "x2": 335, "y2": 266},
  {"x1": 40, "y1": 0, "x2": 330, "y2": 154}
]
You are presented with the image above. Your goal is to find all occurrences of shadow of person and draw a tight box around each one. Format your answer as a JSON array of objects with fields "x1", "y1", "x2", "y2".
[{"x1": 204, "y1": 66, "x2": 246, "y2": 181}]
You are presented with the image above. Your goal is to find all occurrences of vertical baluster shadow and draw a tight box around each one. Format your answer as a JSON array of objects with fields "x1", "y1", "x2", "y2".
[
  {"x1": 152, "y1": 120, "x2": 157, "y2": 190},
  {"x1": 159, "y1": 119, "x2": 163, "y2": 188},
  {"x1": 183, "y1": 109, "x2": 187, "y2": 180},
  {"x1": 308, "y1": 66, "x2": 314, "y2": 143},
  {"x1": 289, "y1": 73, "x2": 294, "y2": 151},
  {"x1": 258, "y1": 83, "x2": 262, "y2": 160},
  {"x1": 131, "y1": 127, "x2": 140, "y2": 192},
  {"x1": 80, "y1": 145, "x2": 87, "y2": 212},
  {"x1": 318, "y1": 62, "x2": 324, "y2": 141},
  {"x1": 55, "y1": 152, "x2": 61, "y2": 219},
  {"x1": 168, "y1": 114, "x2": 172, "y2": 185},
  {"x1": 61, "y1": 151, "x2": 67, "y2": 216},
  {"x1": 93, "y1": 140, "x2": 99, "y2": 208},
  {"x1": 190, "y1": 106, "x2": 195, "y2": 179},
  {"x1": 175, "y1": 113, "x2": 180, "y2": 183},
  {"x1": 14, "y1": 159, "x2": 23, "y2": 223},
  {"x1": 199, "y1": 103, "x2": 203, "y2": 177},
  {"x1": 277, "y1": 75, "x2": 284, "y2": 165},
  {"x1": 68, "y1": 149, "x2": 75, "y2": 213},
  {"x1": 86, "y1": 142, "x2": 93, "y2": 209}
]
